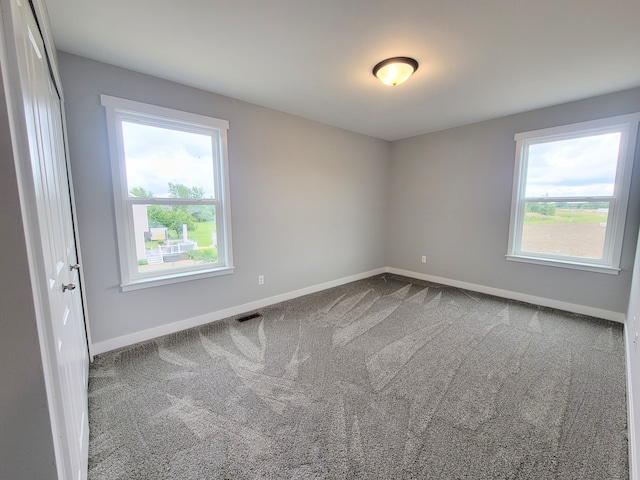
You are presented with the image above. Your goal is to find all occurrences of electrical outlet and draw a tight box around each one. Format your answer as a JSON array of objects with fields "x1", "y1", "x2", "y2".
[
  {"x1": 421, "y1": 256, "x2": 427, "y2": 263},
  {"x1": 258, "y1": 275, "x2": 264, "y2": 285}
]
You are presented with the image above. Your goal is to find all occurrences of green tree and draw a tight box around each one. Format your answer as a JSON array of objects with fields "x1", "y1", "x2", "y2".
[
  {"x1": 164, "y1": 208, "x2": 196, "y2": 233},
  {"x1": 147, "y1": 206, "x2": 196, "y2": 235},
  {"x1": 168, "y1": 182, "x2": 213, "y2": 222},
  {"x1": 147, "y1": 205, "x2": 167, "y2": 229},
  {"x1": 130, "y1": 186, "x2": 153, "y2": 198},
  {"x1": 525, "y1": 202, "x2": 556, "y2": 216},
  {"x1": 145, "y1": 183, "x2": 209, "y2": 236},
  {"x1": 168, "y1": 182, "x2": 204, "y2": 199}
]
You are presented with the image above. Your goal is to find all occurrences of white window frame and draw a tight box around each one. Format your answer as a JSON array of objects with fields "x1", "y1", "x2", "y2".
[
  {"x1": 507, "y1": 113, "x2": 640, "y2": 274},
  {"x1": 101, "y1": 95, "x2": 234, "y2": 291}
]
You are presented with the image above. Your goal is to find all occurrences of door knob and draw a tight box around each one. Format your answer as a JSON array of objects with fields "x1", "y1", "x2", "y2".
[
  {"x1": 62, "y1": 283, "x2": 76, "y2": 292},
  {"x1": 70, "y1": 264, "x2": 80, "y2": 271}
]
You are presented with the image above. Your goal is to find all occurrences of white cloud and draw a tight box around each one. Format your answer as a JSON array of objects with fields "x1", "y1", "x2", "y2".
[
  {"x1": 525, "y1": 132, "x2": 620, "y2": 198},
  {"x1": 122, "y1": 122, "x2": 215, "y2": 198}
]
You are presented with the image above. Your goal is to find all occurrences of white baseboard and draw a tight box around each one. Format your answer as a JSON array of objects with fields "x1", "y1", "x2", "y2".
[
  {"x1": 92, "y1": 265, "x2": 626, "y2": 355},
  {"x1": 386, "y1": 267, "x2": 626, "y2": 323},
  {"x1": 91, "y1": 267, "x2": 386, "y2": 355}
]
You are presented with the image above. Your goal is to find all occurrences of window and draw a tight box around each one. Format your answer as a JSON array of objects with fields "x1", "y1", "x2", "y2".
[
  {"x1": 507, "y1": 113, "x2": 640, "y2": 274},
  {"x1": 101, "y1": 95, "x2": 233, "y2": 290}
]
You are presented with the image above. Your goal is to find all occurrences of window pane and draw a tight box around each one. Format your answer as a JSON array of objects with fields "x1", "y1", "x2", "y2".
[
  {"x1": 122, "y1": 121, "x2": 216, "y2": 198},
  {"x1": 525, "y1": 132, "x2": 621, "y2": 198},
  {"x1": 521, "y1": 201, "x2": 609, "y2": 259},
  {"x1": 132, "y1": 204, "x2": 218, "y2": 273}
]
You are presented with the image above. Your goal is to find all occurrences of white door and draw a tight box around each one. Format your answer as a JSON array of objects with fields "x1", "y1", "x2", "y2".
[{"x1": 7, "y1": 0, "x2": 89, "y2": 478}]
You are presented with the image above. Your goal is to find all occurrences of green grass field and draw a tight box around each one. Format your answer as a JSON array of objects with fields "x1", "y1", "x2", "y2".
[
  {"x1": 187, "y1": 221, "x2": 215, "y2": 247},
  {"x1": 524, "y1": 208, "x2": 608, "y2": 225}
]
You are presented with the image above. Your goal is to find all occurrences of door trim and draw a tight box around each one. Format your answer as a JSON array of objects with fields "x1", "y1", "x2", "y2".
[{"x1": 0, "y1": 0, "x2": 90, "y2": 476}]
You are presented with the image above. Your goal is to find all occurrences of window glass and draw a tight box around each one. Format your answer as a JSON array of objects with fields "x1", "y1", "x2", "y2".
[
  {"x1": 507, "y1": 113, "x2": 640, "y2": 273},
  {"x1": 122, "y1": 121, "x2": 216, "y2": 198},
  {"x1": 524, "y1": 132, "x2": 620, "y2": 198},
  {"x1": 101, "y1": 95, "x2": 233, "y2": 290},
  {"x1": 131, "y1": 204, "x2": 218, "y2": 274},
  {"x1": 520, "y1": 201, "x2": 609, "y2": 259}
]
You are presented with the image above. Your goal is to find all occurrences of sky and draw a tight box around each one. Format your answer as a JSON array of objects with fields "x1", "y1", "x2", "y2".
[
  {"x1": 525, "y1": 131, "x2": 621, "y2": 198},
  {"x1": 121, "y1": 121, "x2": 216, "y2": 198}
]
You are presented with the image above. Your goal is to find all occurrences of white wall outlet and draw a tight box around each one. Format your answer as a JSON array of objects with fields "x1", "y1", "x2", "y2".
[
  {"x1": 421, "y1": 256, "x2": 427, "y2": 263},
  {"x1": 258, "y1": 275, "x2": 264, "y2": 285}
]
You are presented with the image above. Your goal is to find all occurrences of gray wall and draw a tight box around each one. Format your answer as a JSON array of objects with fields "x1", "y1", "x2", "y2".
[
  {"x1": 60, "y1": 50, "x2": 640, "y2": 346},
  {"x1": 0, "y1": 63, "x2": 58, "y2": 478},
  {"x1": 387, "y1": 87, "x2": 640, "y2": 314},
  {"x1": 58, "y1": 52, "x2": 389, "y2": 345}
]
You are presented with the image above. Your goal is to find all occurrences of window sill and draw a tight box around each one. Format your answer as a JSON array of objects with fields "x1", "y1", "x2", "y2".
[
  {"x1": 121, "y1": 266, "x2": 235, "y2": 292},
  {"x1": 505, "y1": 254, "x2": 620, "y2": 275}
]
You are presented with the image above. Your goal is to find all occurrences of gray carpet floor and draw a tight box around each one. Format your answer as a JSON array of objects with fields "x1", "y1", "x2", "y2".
[{"x1": 87, "y1": 274, "x2": 628, "y2": 479}]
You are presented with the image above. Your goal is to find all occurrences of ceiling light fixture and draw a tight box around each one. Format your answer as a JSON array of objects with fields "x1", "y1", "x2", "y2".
[{"x1": 372, "y1": 57, "x2": 419, "y2": 86}]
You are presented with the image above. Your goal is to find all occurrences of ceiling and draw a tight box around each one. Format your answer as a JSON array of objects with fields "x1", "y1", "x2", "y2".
[{"x1": 46, "y1": 0, "x2": 640, "y2": 141}]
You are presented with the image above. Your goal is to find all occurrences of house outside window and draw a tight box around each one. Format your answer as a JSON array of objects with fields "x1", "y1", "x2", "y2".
[
  {"x1": 507, "y1": 113, "x2": 640, "y2": 274},
  {"x1": 101, "y1": 95, "x2": 233, "y2": 291}
]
